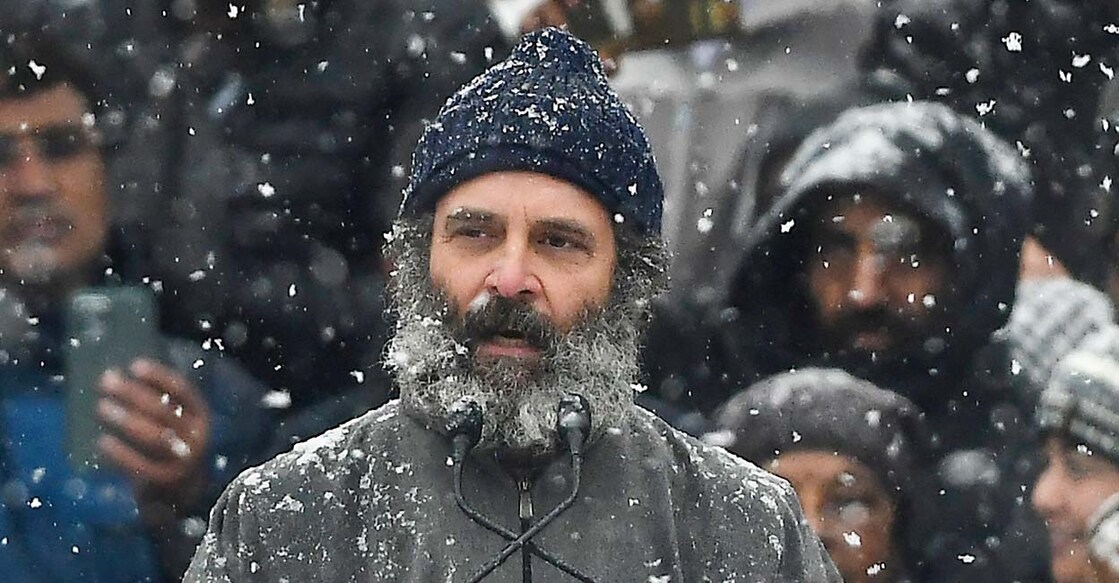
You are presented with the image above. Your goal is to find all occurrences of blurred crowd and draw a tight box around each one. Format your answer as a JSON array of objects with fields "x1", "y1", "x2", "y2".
[{"x1": 0, "y1": 0, "x2": 1117, "y2": 581}]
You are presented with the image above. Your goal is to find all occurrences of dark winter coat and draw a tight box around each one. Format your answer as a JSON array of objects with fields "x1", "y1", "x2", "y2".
[
  {"x1": 185, "y1": 401, "x2": 841, "y2": 582},
  {"x1": 0, "y1": 307, "x2": 272, "y2": 583},
  {"x1": 98, "y1": 0, "x2": 507, "y2": 406},
  {"x1": 644, "y1": 101, "x2": 1049, "y2": 581}
]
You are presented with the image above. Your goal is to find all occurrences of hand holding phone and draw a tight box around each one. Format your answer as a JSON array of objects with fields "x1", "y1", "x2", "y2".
[
  {"x1": 66, "y1": 286, "x2": 159, "y2": 471},
  {"x1": 65, "y1": 286, "x2": 211, "y2": 510},
  {"x1": 97, "y1": 359, "x2": 211, "y2": 510}
]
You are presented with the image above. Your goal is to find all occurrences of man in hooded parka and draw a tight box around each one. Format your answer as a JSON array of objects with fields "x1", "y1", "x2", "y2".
[
  {"x1": 645, "y1": 101, "x2": 1049, "y2": 580},
  {"x1": 183, "y1": 28, "x2": 839, "y2": 583}
]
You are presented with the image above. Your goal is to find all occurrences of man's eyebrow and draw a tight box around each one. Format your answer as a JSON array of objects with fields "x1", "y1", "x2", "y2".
[
  {"x1": 444, "y1": 207, "x2": 500, "y2": 226},
  {"x1": 535, "y1": 218, "x2": 596, "y2": 241}
]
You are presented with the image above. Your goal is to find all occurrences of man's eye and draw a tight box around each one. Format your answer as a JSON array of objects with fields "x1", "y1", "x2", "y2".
[
  {"x1": 544, "y1": 235, "x2": 571, "y2": 248},
  {"x1": 1066, "y1": 457, "x2": 1097, "y2": 480},
  {"x1": 541, "y1": 234, "x2": 586, "y2": 251},
  {"x1": 455, "y1": 227, "x2": 489, "y2": 239},
  {"x1": 41, "y1": 129, "x2": 86, "y2": 159}
]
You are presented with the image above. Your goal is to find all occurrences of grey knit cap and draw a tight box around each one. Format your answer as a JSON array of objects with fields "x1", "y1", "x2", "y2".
[
  {"x1": 709, "y1": 368, "x2": 928, "y2": 500},
  {"x1": 1004, "y1": 277, "x2": 1114, "y2": 388},
  {"x1": 1038, "y1": 346, "x2": 1119, "y2": 464}
]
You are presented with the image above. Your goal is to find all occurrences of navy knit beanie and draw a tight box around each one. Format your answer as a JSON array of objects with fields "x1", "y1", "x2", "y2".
[{"x1": 399, "y1": 28, "x2": 664, "y2": 236}]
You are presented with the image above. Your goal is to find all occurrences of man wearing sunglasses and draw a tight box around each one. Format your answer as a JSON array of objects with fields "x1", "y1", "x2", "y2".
[{"x1": 0, "y1": 45, "x2": 272, "y2": 583}]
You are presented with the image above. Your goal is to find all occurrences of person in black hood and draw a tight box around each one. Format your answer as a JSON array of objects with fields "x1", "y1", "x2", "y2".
[
  {"x1": 184, "y1": 29, "x2": 839, "y2": 582},
  {"x1": 648, "y1": 100, "x2": 1033, "y2": 411},
  {"x1": 646, "y1": 100, "x2": 1050, "y2": 580}
]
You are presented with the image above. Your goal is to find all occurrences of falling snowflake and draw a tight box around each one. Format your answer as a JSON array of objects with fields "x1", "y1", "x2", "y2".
[
  {"x1": 1002, "y1": 32, "x2": 1023, "y2": 52},
  {"x1": 262, "y1": 390, "x2": 293, "y2": 409},
  {"x1": 27, "y1": 60, "x2": 46, "y2": 79}
]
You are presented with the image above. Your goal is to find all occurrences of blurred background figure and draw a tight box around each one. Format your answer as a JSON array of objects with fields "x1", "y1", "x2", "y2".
[
  {"x1": 1034, "y1": 346, "x2": 1119, "y2": 583},
  {"x1": 647, "y1": 100, "x2": 1032, "y2": 413},
  {"x1": 709, "y1": 368, "x2": 928, "y2": 583},
  {"x1": 0, "y1": 42, "x2": 270, "y2": 582}
]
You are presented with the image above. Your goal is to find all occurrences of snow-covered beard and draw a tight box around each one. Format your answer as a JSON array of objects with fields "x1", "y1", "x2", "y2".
[{"x1": 384, "y1": 218, "x2": 664, "y2": 464}]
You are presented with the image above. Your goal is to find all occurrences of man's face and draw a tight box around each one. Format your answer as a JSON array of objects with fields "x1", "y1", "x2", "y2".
[
  {"x1": 391, "y1": 171, "x2": 642, "y2": 461},
  {"x1": 769, "y1": 451, "x2": 899, "y2": 583},
  {"x1": 1032, "y1": 438, "x2": 1119, "y2": 583},
  {"x1": 429, "y1": 171, "x2": 617, "y2": 359},
  {"x1": 0, "y1": 83, "x2": 106, "y2": 287},
  {"x1": 804, "y1": 192, "x2": 950, "y2": 358}
]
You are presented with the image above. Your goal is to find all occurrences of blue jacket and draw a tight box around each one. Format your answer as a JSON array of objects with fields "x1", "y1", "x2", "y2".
[{"x1": 0, "y1": 312, "x2": 272, "y2": 582}]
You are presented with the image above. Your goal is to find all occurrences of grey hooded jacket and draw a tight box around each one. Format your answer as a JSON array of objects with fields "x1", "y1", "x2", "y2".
[{"x1": 185, "y1": 401, "x2": 839, "y2": 582}]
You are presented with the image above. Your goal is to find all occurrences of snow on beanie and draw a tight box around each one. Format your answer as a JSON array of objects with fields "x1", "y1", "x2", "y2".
[
  {"x1": 710, "y1": 367, "x2": 928, "y2": 500},
  {"x1": 1039, "y1": 345, "x2": 1119, "y2": 465},
  {"x1": 399, "y1": 27, "x2": 664, "y2": 236}
]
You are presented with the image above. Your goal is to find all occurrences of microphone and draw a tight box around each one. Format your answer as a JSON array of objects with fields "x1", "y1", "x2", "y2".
[
  {"x1": 447, "y1": 398, "x2": 484, "y2": 462},
  {"x1": 464, "y1": 395, "x2": 595, "y2": 583},
  {"x1": 447, "y1": 397, "x2": 596, "y2": 582},
  {"x1": 557, "y1": 394, "x2": 591, "y2": 457}
]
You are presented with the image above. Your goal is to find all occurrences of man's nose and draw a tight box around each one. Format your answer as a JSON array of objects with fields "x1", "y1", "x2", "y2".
[
  {"x1": 797, "y1": 490, "x2": 830, "y2": 540},
  {"x1": 1030, "y1": 465, "x2": 1062, "y2": 517},
  {"x1": 485, "y1": 242, "x2": 542, "y2": 300},
  {"x1": 847, "y1": 249, "x2": 887, "y2": 309},
  {"x1": 5, "y1": 139, "x2": 56, "y2": 199}
]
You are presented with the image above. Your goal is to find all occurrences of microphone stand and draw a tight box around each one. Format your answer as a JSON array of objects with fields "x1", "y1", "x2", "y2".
[
  {"x1": 451, "y1": 450, "x2": 594, "y2": 581},
  {"x1": 463, "y1": 395, "x2": 592, "y2": 583},
  {"x1": 446, "y1": 398, "x2": 596, "y2": 582}
]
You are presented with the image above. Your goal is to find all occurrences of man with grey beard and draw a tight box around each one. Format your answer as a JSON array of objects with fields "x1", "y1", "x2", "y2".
[{"x1": 185, "y1": 28, "x2": 839, "y2": 583}]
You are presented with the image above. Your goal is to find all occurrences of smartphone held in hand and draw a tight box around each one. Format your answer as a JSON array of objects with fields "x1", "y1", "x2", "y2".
[{"x1": 64, "y1": 286, "x2": 159, "y2": 472}]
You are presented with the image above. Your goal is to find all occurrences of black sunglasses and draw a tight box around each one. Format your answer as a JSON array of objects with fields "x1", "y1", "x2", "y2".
[{"x1": 0, "y1": 124, "x2": 97, "y2": 167}]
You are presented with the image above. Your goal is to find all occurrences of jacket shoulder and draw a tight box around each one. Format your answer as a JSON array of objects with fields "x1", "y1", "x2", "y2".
[
  {"x1": 629, "y1": 407, "x2": 841, "y2": 581},
  {"x1": 243, "y1": 400, "x2": 406, "y2": 487},
  {"x1": 632, "y1": 406, "x2": 795, "y2": 497},
  {"x1": 184, "y1": 402, "x2": 415, "y2": 580}
]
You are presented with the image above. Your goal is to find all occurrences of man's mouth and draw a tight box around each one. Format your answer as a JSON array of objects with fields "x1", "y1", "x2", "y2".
[
  {"x1": 851, "y1": 328, "x2": 892, "y2": 351},
  {"x1": 475, "y1": 330, "x2": 543, "y2": 360},
  {"x1": 8, "y1": 213, "x2": 69, "y2": 247}
]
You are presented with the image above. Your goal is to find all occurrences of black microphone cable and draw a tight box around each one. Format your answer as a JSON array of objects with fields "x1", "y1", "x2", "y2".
[
  {"x1": 447, "y1": 398, "x2": 596, "y2": 582},
  {"x1": 464, "y1": 395, "x2": 593, "y2": 583}
]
